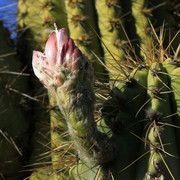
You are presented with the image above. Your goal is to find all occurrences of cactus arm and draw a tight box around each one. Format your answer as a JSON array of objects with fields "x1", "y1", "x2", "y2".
[
  {"x1": 116, "y1": 67, "x2": 148, "y2": 179},
  {"x1": 171, "y1": 66, "x2": 180, "y2": 148}
]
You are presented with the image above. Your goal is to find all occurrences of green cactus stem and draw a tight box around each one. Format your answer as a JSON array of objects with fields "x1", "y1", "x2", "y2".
[
  {"x1": 144, "y1": 62, "x2": 180, "y2": 179},
  {"x1": 52, "y1": 55, "x2": 115, "y2": 166},
  {"x1": 64, "y1": 0, "x2": 105, "y2": 80},
  {"x1": 32, "y1": 28, "x2": 116, "y2": 176},
  {"x1": 100, "y1": 66, "x2": 148, "y2": 179},
  {"x1": 131, "y1": 0, "x2": 152, "y2": 58},
  {"x1": 95, "y1": 0, "x2": 126, "y2": 82},
  {"x1": 163, "y1": 57, "x2": 180, "y2": 154}
]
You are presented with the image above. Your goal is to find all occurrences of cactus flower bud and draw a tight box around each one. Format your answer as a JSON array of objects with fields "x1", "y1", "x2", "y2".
[
  {"x1": 32, "y1": 28, "x2": 85, "y2": 87},
  {"x1": 32, "y1": 27, "x2": 116, "y2": 166}
]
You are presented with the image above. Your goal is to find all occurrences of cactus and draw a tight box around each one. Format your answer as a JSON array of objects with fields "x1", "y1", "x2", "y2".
[
  {"x1": 144, "y1": 62, "x2": 179, "y2": 179},
  {"x1": 0, "y1": 0, "x2": 179, "y2": 179},
  {"x1": 163, "y1": 56, "x2": 180, "y2": 155},
  {"x1": 32, "y1": 24, "x2": 180, "y2": 179}
]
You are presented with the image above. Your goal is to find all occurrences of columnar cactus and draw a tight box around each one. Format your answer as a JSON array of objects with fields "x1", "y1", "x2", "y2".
[
  {"x1": 135, "y1": 61, "x2": 180, "y2": 180},
  {"x1": 32, "y1": 24, "x2": 180, "y2": 179},
  {"x1": 0, "y1": 0, "x2": 178, "y2": 179},
  {"x1": 163, "y1": 57, "x2": 180, "y2": 156}
]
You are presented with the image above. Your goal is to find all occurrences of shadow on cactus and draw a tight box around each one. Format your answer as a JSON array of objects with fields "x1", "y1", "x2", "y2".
[
  {"x1": 0, "y1": 22, "x2": 31, "y2": 179},
  {"x1": 31, "y1": 19, "x2": 180, "y2": 180}
]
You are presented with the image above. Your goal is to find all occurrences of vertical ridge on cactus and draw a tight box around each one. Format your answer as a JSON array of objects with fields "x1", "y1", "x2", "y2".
[
  {"x1": 144, "y1": 62, "x2": 180, "y2": 179},
  {"x1": 131, "y1": 0, "x2": 152, "y2": 57},
  {"x1": 64, "y1": 0, "x2": 105, "y2": 80},
  {"x1": 95, "y1": 0, "x2": 126, "y2": 82},
  {"x1": 163, "y1": 57, "x2": 180, "y2": 156}
]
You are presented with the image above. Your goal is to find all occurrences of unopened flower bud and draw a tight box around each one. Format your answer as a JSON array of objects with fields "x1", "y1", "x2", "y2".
[{"x1": 32, "y1": 27, "x2": 88, "y2": 88}]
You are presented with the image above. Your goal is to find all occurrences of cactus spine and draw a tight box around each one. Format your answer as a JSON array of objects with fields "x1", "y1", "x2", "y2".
[{"x1": 1, "y1": 0, "x2": 179, "y2": 179}]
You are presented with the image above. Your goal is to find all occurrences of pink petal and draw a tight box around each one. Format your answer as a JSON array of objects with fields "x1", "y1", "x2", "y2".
[
  {"x1": 71, "y1": 49, "x2": 81, "y2": 71},
  {"x1": 32, "y1": 51, "x2": 45, "y2": 80},
  {"x1": 58, "y1": 28, "x2": 68, "y2": 48},
  {"x1": 45, "y1": 32, "x2": 58, "y2": 66},
  {"x1": 66, "y1": 38, "x2": 75, "y2": 60},
  {"x1": 59, "y1": 42, "x2": 68, "y2": 65},
  {"x1": 32, "y1": 50, "x2": 44, "y2": 61}
]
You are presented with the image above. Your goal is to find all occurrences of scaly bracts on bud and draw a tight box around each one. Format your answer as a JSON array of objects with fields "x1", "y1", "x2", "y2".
[{"x1": 32, "y1": 27, "x2": 116, "y2": 166}]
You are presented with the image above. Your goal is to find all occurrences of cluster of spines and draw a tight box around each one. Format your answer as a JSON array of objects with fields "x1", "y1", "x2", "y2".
[{"x1": 149, "y1": 0, "x2": 180, "y2": 49}]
